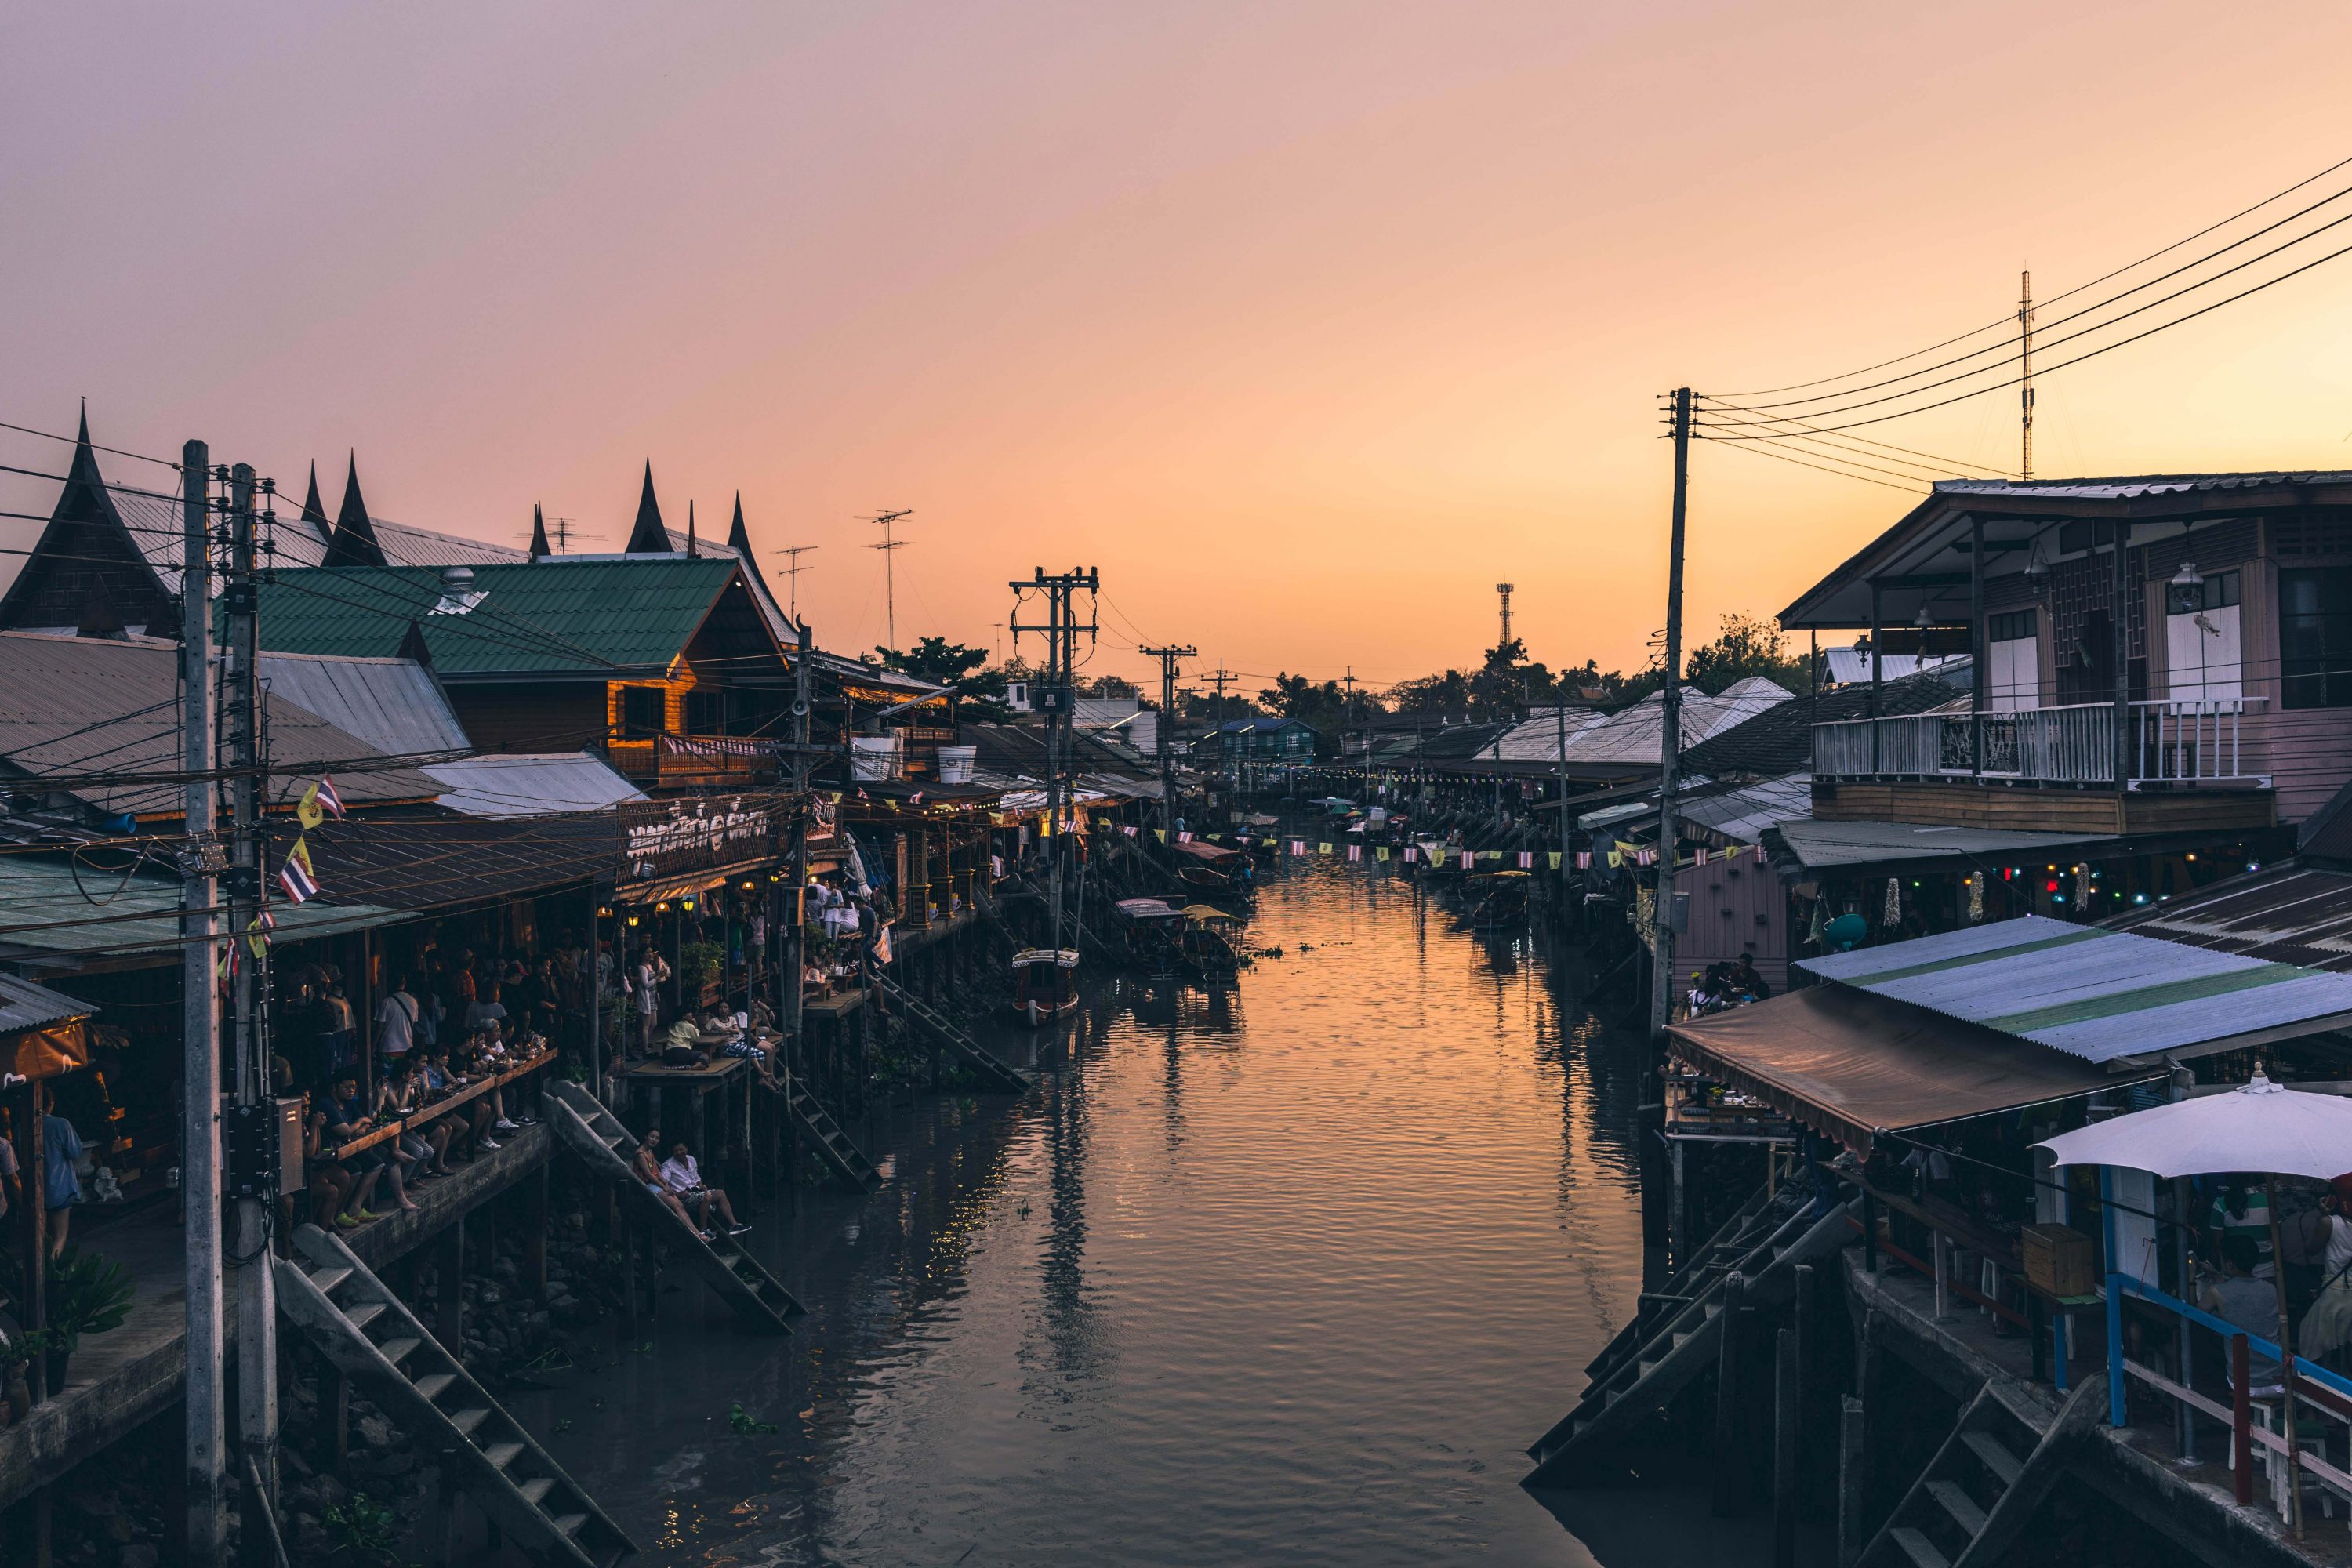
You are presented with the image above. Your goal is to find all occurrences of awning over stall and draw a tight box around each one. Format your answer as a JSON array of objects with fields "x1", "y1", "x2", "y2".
[
  {"x1": 1668, "y1": 984, "x2": 2154, "y2": 1156},
  {"x1": 0, "y1": 970, "x2": 94, "y2": 1079}
]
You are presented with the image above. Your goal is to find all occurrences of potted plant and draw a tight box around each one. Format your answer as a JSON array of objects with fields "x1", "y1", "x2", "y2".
[
  {"x1": 0, "y1": 1327, "x2": 47, "y2": 1424},
  {"x1": 42, "y1": 1246, "x2": 135, "y2": 1390}
]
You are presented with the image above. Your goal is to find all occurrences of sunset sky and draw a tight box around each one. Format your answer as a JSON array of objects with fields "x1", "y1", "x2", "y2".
[{"x1": 8, "y1": 2, "x2": 2352, "y2": 695}]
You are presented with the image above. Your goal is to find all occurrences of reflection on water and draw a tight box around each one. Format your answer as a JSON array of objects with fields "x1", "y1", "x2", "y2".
[{"x1": 513, "y1": 857, "x2": 1777, "y2": 1566}]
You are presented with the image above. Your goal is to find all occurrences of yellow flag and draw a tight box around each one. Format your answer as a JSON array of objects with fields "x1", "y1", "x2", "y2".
[
  {"x1": 286, "y1": 837, "x2": 317, "y2": 880},
  {"x1": 1318, "y1": 842, "x2": 1333, "y2": 855},
  {"x1": 1549, "y1": 851, "x2": 1563, "y2": 869},
  {"x1": 1376, "y1": 846, "x2": 1390, "y2": 861},
  {"x1": 296, "y1": 782, "x2": 325, "y2": 830},
  {"x1": 1607, "y1": 850, "x2": 1622, "y2": 868},
  {"x1": 1155, "y1": 829, "x2": 1167, "y2": 842}
]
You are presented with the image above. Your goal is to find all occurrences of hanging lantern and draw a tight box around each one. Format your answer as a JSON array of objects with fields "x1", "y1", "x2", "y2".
[
  {"x1": 1882, "y1": 876, "x2": 1901, "y2": 927},
  {"x1": 1967, "y1": 871, "x2": 1984, "y2": 923}
]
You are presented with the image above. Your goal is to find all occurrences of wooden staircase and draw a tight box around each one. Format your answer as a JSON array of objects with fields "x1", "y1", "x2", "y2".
[
  {"x1": 1523, "y1": 1192, "x2": 1854, "y2": 1487},
  {"x1": 1858, "y1": 1374, "x2": 2107, "y2": 1568},
  {"x1": 274, "y1": 1225, "x2": 633, "y2": 1568},
  {"x1": 780, "y1": 1076, "x2": 882, "y2": 1190},
  {"x1": 870, "y1": 972, "x2": 1034, "y2": 1094},
  {"x1": 541, "y1": 1080, "x2": 803, "y2": 1333}
]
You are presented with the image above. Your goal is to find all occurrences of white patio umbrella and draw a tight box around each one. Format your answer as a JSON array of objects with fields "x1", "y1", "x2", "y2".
[
  {"x1": 2035, "y1": 1073, "x2": 2352, "y2": 1181},
  {"x1": 2034, "y1": 1073, "x2": 2352, "y2": 1541}
]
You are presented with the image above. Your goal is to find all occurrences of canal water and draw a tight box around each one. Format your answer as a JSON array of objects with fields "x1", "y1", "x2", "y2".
[{"x1": 515, "y1": 855, "x2": 1782, "y2": 1566}]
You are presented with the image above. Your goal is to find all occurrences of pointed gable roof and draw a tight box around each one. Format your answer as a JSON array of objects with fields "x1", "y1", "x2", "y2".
[
  {"x1": 324, "y1": 454, "x2": 388, "y2": 568},
  {"x1": 685, "y1": 499, "x2": 698, "y2": 558},
  {"x1": 528, "y1": 503, "x2": 551, "y2": 559},
  {"x1": 722, "y1": 492, "x2": 799, "y2": 638},
  {"x1": 298, "y1": 463, "x2": 331, "y2": 542},
  {"x1": 0, "y1": 407, "x2": 180, "y2": 635},
  {"x1": 625, "y1": 461, "x2": 671, "y2": 554}
]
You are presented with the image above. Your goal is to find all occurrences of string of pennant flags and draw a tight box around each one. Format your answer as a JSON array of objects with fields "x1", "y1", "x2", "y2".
[{"x1": 1108, "y1": 821, "x2": 1760, "y2": 875}]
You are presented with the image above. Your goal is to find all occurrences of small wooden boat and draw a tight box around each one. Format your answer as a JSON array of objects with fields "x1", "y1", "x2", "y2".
[
  {"x1": 1011, "y1": 948, "x2": 1080, "y2": 1025},
  {"x1": 1460, "y1": 869, "x2": 1530, "y2": 930},
  {"x1": 1114, "y1": 898, "x2": 1185, "y2": 969},
  {"x1": 1176, "y1": 906, "x2": 1245, "y2": 978},
  {"x1": 1173, "y1": 837, "x2": 1254, "y2": 896}
]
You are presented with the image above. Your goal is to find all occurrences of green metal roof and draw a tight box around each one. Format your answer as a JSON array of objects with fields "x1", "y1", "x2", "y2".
[{"x1": 248, "y1": 559, "x2": 743, "y2": 675}]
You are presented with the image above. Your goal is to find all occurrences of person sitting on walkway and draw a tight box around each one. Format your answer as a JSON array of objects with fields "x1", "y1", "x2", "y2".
[
  {"x1": 630, "y1": 1129, "x2": 710, "y2": 1237},
  {"x1": 659, "y1": 1140, "x2": 748, "y2": 1236},
  {"x1": 318, "y1": 1073, "x2": 387, "y2": 1224},
  {"x1": 302, "y1": 1093, "x2": 361, "y2": 1230}
]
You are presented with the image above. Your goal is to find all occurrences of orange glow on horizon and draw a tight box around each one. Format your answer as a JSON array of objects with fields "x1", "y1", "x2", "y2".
[{"x1": 6, "y1": 3, "x2": 2352, "y2": 695}]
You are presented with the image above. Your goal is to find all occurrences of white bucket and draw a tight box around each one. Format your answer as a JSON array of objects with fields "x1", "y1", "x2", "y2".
[
  {"x1": 851, "y1": 735, "x2": 903, "y2": 781},
  {"x1": 936, "y1": 745, "x2": 977, "y2": 784}
]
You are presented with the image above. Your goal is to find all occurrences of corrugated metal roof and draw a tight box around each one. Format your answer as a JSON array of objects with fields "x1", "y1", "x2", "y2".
[
  {"x1": 260, "y1": 653, "x2": 470, "y2": 757},
  {"x1": 2110, "y1": 866, "x2": 2352, "y2": 971},
  {"x1": 1770, "y1": 817, "x2": 2113, "y2": 870},
  {"x1": 1678, "y1": 772, "x2": 1813, "y2": 844},
  {"x1": 1489, "y1": 679, "x2": 1794, "y2": 767},
  {"x1": 1798, "y1": 913, "x2": 2352, "y2": 1064},
  {"x1": 1935, "y1": 473, "x2": 2352, "y2": 503},
  {"x1": 0, "y1": 633, "x2": 441, "y2": 817},
  {"x1": 0, "y1": 859, "x2": 401, "y2": 964},
  {"x1": 1820, "y1": 650, "x2": 1966, "y2": 685},
  {"x1": 0, "y1": 970, "x2": 95, "y2": 1033},
  {"x1": 420, "y1": 753, "x2": 648, "y2": 817},
  {"x1": 251, "y1": 557, "x2": 746, "y2": 674}
]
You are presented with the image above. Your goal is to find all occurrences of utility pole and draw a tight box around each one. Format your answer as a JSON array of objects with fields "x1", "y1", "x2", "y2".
[
  {"x1": 866, "y1": 510, "x2": 913, "y2": 649},
  {"x1": 181, "y1": 446, "x2": 227, "y2": 1568},
  {"x1": 225, "y1": 466, "x2": 279, "y2": 1562},
  {"x1": 1496, "y1": 583, "x2": 1515, "y2": 650},
  {"x1": 782, "y1": 622, "x2": 812, "y2": 1083},
  {"x1": 777, "y1": 544, "x2": 819, "y2": 622},
  {"x1": 1650, "y1": 388, "x2": 1693, "y2": 1037},
  {"x1": 1011, "y1": 569, "x2": 1098, "y2": 954},
  {"x1": 1555, "y1": 685, "x2": 1570, "y2": 906},
  {"x1": 2018, "y1": 270, "x2": 2036, "y2": 483},
  {"x1": 1140, "y1": 643, "x2": 1196, "y2": 840}
]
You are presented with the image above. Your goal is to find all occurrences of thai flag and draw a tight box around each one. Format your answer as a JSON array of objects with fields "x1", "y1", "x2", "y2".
[
  {"x1": 278, "y1": 855, "x2": 318, "y2": 905},
  {"x1": 1577, "y1": 851, "x2": 1592, "y2": 869},
  {"x1": 315, "y1": 776, "x2": 346, "y2": 819},
  {"x1": 1346, "y1": 844, "x2": 1362, "y2": 862},
  {"x1": 1696, "y1": 847, "x2": 1711, "y2": 866},
  {"x1": 1178, "y1": 831, "x2": 1193, "y2": 843},
  {"x1": 1404, "y1": 847, "x2": 1417, "y2": 862},
  {"x1": 1517, "y1": 851, "x2": 1534, "y2": 869},
  {"x1": 1289, "y1": 840, "x2": 1305, "y2": 857}
]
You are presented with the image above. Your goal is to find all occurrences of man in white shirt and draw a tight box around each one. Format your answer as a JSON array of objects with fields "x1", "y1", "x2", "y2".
[
  {"x1": 376, "y1": 978, "x2": 420, "y2": 1062},
  {"x1": 658, "y1": 1141, "x2": 747, "y2": 1235}
]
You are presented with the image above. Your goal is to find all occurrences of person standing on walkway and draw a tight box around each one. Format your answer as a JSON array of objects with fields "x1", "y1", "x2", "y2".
[{"x1": 42, "y1": 1107, "x2": 84, "y2": 1258}]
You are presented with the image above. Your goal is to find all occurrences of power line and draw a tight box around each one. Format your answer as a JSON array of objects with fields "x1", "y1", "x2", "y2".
[{"x1": 1709, "y1": 150, "x2": 2352, "y2": 397}]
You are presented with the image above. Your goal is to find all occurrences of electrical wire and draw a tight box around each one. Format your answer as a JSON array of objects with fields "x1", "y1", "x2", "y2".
[{"x1": 1709, "y1": 150, "x2": 2352, "y2": 397}]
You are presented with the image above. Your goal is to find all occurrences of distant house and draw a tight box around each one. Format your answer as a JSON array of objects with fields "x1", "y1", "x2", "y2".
[{"x1": 1193, "y1": 716, "x2": 1319, "y2": 774}]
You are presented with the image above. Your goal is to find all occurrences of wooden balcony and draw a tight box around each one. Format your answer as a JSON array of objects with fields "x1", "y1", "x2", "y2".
[{"x1": 1810, "y1": 700, "x2": 2276, "y2": 834}]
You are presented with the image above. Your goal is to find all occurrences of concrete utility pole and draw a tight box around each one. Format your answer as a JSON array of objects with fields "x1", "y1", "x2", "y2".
[
  {"x1": 865, "y1": 510, "x2": 913, "y2": 649},
  {"x1": 225, "y1": 466, "x2": 279, "y2": 1562},
  {"x1": 1011, "y1": 569, "x2": 1099, "y2": 953},
  {"x1": 1141, "y1": 644, "x2": 1196, "y2": 839},
  {"x1": 181, "y1": 446, "x2": 227, "y2": 1568},
  {"x1": 1650, "y1": 388, "x2": 1693, "y2": 1038},
  {"x1": 784, "y1": 622, "x2": 813, "y2": 1052},
  {"x1": 2018, "y1": 270, "x2": 2036, "y2": 483}
]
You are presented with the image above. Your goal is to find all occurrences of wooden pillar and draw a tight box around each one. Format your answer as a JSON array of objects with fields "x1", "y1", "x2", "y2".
[
  {"x1": 524, "y1": 1163, "x2": 548, "y2": 1299},
  {"x1": 321, "y1": 1363, "x2": 351, "y2": 1464},
  {"x1": 18, "y1": 1080, "x2": 49, "y2": 1404},
  {"x1": 2112, "y1": 518, "x2": 2134, "y2": 787},
  {"x1": 437, "y1": 1218, "x2": 465, "y2": 1352},
  {"x1": 1712, "y1": 1271, "x2": 1748, "y2": 1517},
  {"x1": 1773, "y1": 1328, "x2": 1798, "y2": 1568},
  {"x1": 1836, "y1": 1396, "x2": 1867, "y2": 1568}
]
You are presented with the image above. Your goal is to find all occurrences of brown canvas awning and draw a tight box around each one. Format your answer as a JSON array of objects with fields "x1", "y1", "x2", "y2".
[{"x1": 1668, "y1": 984, "x2": 2157, "y2": 1156}]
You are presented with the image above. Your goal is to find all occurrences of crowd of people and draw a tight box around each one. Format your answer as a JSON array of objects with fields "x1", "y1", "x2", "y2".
[{"x1": 1684, "y1": 953, "x2": 1773, "y2": 1017}]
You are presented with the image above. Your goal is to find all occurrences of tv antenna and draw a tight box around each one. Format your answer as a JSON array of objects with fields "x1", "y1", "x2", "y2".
[
  {"x1": 865, "y1": 509, "x2": 913, "y2": 648},
  {"x1": 776, "y1": 544, "x2": 820, "y2": 620}
]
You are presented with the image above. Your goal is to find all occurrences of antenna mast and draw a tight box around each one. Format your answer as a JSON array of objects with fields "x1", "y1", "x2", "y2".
[
  {"x1": 866, "y1": 509, "x2": 913, "y2": 648},
  {"x1": 1497, "y1": 583, "x2": 1515, "y2": 649},
  {"x1": 776, "y1": 544, "x2": 819, "y2": 620}
]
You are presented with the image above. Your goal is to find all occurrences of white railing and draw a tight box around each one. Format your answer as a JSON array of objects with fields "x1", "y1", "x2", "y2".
[{"x1": 1813, "y1": 699, "x2": 2264, "y2": 786}]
